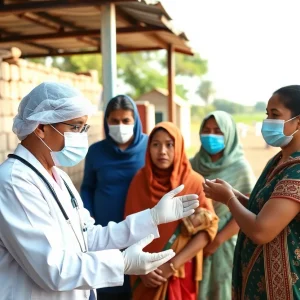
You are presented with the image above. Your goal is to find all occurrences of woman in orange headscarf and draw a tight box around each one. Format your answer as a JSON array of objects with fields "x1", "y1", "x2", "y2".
[{"x1": 125, "y1": 122, "x2": 218, "y2": 300}]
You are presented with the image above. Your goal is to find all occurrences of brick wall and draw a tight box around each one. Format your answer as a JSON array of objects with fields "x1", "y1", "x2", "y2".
[{"x1": 0, "y1": 59, "x2": 104, "y2": 190}]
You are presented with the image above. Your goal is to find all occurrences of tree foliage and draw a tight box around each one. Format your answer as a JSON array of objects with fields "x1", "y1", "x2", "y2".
[
  {"x1": 28, "y1": 50, "x2": 207, "y2": 100},
  {"x1": 212, "y1": 99, "x2": 246, "y2": 114},
  {"x1": 254, "y1": 101, "x2": 266, "y2": 112},
  {"x1": 197, "y1": 80, "x2": 215, "y2": 104}
]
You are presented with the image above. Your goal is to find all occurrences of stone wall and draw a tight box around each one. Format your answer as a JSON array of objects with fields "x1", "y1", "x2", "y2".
[{"x1": 0, "y1": 59, "x2": 104, "y2": 189}]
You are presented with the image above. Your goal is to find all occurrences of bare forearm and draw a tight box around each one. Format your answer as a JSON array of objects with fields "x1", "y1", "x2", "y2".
[
  {"x1": 216, "y1": 218, "x2": 239, "y2": 244},
  {"x1": 228, "y1": 196, "x2": 258, "y2": 240},
  {"x1": 172, "y1": 232, "x2": 209, "y2": 269},
  {"x1": 234, "y1": 189, "x2": 249, "y2": 207}
]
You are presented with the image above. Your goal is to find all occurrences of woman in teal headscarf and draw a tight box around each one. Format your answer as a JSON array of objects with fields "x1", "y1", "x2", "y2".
[{"x1": 190, "y1": 111, "x2": 256, "y2": 300}]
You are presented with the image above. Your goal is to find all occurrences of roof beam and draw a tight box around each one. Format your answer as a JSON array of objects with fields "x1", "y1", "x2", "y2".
[
  {"x1": 0, "y1": 0, "x2": 133, "y2": 15},
  {"x1": 25, "y1": 41, "x2": 58, "y2": 53},
  {"x1": 17, "y1": 13, "x2": 60, "y2": 31},
  {"x1": 34, "y1": 12, "x2": 80, "y2": 30},
  {"x1": 0, "y1": 26, "x2": 166, "y2": 43},
  {"x1": 116, "y1": 7, "x2": 141, "y2": 26},
  {"x1": 0, "y1": 26, "x2": 56, "y2": 53},
  {"x1": 116, "y1": 6, "x2": 168, "y2": 49},
  {"x1": 21, "y1": 46, "x2": 163, "y2": 58},
  {"x1": 33, "y1": 12, "x2": 100, "y2": 47}
]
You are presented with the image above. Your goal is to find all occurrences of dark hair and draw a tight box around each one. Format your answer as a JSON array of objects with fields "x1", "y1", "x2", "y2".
[
  {"x1": 273, "y1": 85, "x2": 300, "y2": 117},
  {"x1": 106, "y1": 95, "x2": 134, "y2": 118}
]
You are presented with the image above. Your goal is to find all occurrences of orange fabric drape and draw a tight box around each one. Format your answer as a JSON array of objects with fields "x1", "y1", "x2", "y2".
[{"x1": 124, "y1": 122, "x2": 218, "y2": 300}]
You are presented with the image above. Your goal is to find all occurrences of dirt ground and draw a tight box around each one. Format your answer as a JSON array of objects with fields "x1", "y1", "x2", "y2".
[{"x1": 239, "y1": 127, "x2": 278, "y2": 178}]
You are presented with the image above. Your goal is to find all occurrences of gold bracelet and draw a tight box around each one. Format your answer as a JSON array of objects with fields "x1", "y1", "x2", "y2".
[
  {"x1": 226, "y1": 195, "x2": 235, "y2": 206},
  {"x1": 169, "y1": 262, "x2": 177, "y2": 273}
]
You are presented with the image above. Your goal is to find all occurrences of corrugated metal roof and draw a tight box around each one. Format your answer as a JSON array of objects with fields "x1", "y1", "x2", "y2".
[{"x1": 0, "y1": 0, "x2": 193, "y2": 57}]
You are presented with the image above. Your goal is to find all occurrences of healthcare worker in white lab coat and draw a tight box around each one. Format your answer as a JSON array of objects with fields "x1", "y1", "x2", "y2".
[{"x1": 0, "y1": 82, "x2": 199, "y2": 300}]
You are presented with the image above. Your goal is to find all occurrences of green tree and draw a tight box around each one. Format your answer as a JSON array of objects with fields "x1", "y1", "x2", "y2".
[
  {"x1": 28, "y1": 50, "x2": 207, "y2": 100},
  {"x1": 117, "y1": 52, "x2": 166, "y2": 98},
  {"x1": 197, "y1": 80, "x2": 215, "y2": 105},
  {"x1": 254, "y1": 101, "x2": 266, "y2": 112},
  {"x1": 159, "y1": 53, "x2": 207, "y2": 77},
  {"x1": 212, "y1": 99, "x2": 245, "y2": 114}
]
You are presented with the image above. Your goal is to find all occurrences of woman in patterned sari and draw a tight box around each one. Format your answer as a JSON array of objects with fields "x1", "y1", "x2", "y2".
[{"x1": 203, "y1": 85, "x2": 300, "y2": 300}]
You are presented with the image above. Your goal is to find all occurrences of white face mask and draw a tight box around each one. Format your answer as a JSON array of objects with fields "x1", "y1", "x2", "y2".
[{"x1": 108, "y1": 124, "x2": 134, "y2": 144}]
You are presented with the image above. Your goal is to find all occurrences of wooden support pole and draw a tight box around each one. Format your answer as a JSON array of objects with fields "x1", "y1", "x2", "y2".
[{"x1": 167, "y1": 44, "x2": 175, "y2": 123}]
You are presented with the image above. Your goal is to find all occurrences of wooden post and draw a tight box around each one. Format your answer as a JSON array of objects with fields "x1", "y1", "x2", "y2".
[
  {"x1": 101, "y1": 3, "x2": 117, "y2": 109},
  {"x1": 167, "y1": 44, "x2": 175, "y2": 123}
]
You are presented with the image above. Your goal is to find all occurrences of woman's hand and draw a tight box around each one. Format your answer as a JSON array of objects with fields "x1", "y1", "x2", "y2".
[
  {"x1": 158, "y1": 262, "x2": 174, "y2": 280},
  {"x1": 203, "y1": 179, "x2": 235, "y2": 205},
  {"x1": 140, "y1": 269, "x2": 167, "y2": 288},
  {"x1": 203, "y1": 236, "x2": 222, "y2": 257}
]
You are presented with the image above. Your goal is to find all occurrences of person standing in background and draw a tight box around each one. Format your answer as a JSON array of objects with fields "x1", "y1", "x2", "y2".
[
  {"x1": 81, "y1": 95, "x2": 148, "y2": 300},
  {"x1": 190, "y1": 111, "x2": 256, "y2": 300}
]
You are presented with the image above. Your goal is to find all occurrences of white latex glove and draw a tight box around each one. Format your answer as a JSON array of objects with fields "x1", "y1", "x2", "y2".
[
  {"x1": 122, "y1": 234, "x2": 175, "y2": 275},
  {"x1": 150, "y1": 184, "x2": 199, "y2": 225}
]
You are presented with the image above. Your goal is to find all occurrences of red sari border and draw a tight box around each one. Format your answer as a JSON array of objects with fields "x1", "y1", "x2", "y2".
[
  {"x1": 264, "y1": 229, "x2": 293, "y2": 300},
  {"x1": 241, "y1": 245, "x2": 263, "y2": 299}
]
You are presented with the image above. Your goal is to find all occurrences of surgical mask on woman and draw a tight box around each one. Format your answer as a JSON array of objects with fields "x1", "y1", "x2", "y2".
[
  {"x1": 261, "y1": 116, "x2": 299, "y2": 147},
  {"x1": 200, "y1": 134, "x2": 225, "y2": 155},
  {"x1": 108, "y1": 124, "x2": 134, "y2": 144},
  {"x1": 37, "y1": 125, "x2": 89, "y2": 167}
]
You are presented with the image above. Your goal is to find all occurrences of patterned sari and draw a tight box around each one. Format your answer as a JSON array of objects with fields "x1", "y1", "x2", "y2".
[{"x1": 232, "y1": 151, "x2": 300, "y2": 300}]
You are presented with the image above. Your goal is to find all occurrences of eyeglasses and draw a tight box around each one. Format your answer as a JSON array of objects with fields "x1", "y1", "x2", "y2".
[{"x1": 60, "y1": 122, "x2": 90, "y2": 133}]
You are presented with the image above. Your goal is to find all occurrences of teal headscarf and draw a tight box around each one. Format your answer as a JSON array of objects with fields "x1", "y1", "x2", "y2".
[
  {"x1": 193, "y1": 111, "x2": 256, "y2": 300},
  {"x1": 191, "y1": 111, "x2": 244, "y2": 176},
  {"x1": 190, "y1": 110, "x2": 255, "y2": 207}
]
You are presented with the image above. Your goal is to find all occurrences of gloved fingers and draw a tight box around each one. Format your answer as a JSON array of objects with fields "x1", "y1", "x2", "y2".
[
  {"x1": 182, "y1": 199, "x2": 199, "y2": 209},
  {"x1": 178, "y1": 194, "x2": 199, "y2": 203},
  {"x1": 147, "y1": 249, "x2": 175, "y2": 262},
  {"x1": 182, "y1": 209, "x2": 196, "y2": 218},
  {"x1": 136, "y1": 234, "x2": 155, "y2": 249},
  {"x1": 145, "y1": 250, "x2": 175, "y2": 273},
  {"x1": 165, "y1": 184, "x2": 184, "y2": 198}
]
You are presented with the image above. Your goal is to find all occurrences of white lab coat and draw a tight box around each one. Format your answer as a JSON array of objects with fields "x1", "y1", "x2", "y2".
[{"x1": 0, "y1": 144, "x2": 159, "y2": 300}]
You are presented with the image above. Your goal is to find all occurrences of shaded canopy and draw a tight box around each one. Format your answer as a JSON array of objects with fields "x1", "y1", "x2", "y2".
[{"x1": 0, "y1": 0, "x2": 193, "y2": 58}]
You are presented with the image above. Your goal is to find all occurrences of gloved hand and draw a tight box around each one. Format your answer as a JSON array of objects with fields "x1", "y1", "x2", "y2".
[
  {"x1": 150, "y1": 184, "x2": 199, "y2": 225},
  {"x1": 122, "y1": 234, "x2": 175, "y2": 275}
]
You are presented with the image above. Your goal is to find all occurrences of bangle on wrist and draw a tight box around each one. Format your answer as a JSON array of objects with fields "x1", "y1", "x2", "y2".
[
  {"x1": 169, "y1": 262, "x2": 177, "y2": 273},
  {"x1": 226, "y1": 195, "x2": 235, "y2": 206}
]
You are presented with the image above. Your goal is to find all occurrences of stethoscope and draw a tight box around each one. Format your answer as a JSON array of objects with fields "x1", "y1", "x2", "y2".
[{"x1": 8, "y1": 154, "x2": 88, "y2": 253}]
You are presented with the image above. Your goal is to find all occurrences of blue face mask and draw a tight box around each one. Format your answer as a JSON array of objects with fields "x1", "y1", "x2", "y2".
[
  {"x1": 200, "y1": 134, "x2": 225, "y2": 155},
  {"x1": 261, "y1": 116, "x2": 299, "y2": 147},
  {"x1": 38, "y1": 126, "x2": 89, "y2": 167}
]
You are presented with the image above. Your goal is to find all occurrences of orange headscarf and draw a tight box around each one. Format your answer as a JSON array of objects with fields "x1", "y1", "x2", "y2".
[
  {"x1": 125, "y1": 122, "x2": 218, "y2": 300},
  {"x1": 125, "y1": 122, "x2": 208, "y2": 253}
]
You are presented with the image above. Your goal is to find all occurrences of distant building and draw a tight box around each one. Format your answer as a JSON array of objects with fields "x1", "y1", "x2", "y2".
[{"x1": 137, "y1": 88, "x2": 191, "y2": 148}]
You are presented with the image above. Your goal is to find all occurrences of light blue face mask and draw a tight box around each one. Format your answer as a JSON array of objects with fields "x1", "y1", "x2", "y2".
[
  {"x1": 261, "y1": 116, "x2": 299, "y2": 147},
  {"x1": 200, "y1": 134, "x2": 225, "y2": 155},
  {"x1": 38, "y1": 126, "x2": 89, "y2": 167}
]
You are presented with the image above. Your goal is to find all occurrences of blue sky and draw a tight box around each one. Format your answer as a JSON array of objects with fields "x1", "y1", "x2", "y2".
[{"x1": 162, "y1": 0, "x2": 300, "y2": 105}]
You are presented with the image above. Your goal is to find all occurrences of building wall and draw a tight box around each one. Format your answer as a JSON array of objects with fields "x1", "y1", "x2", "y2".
[
  {"x1": 138, "y1": 91, "x2": 168, "y2": 121},
  {"x1": 0, "y1": 59, "x2": 103, "y2": 190},
  {"x1": 136, "y1": 101, "x2": 155, "y2": 135},
  {"x1": 137, "y1": 90, "x2": 191, "y2": 148}
]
